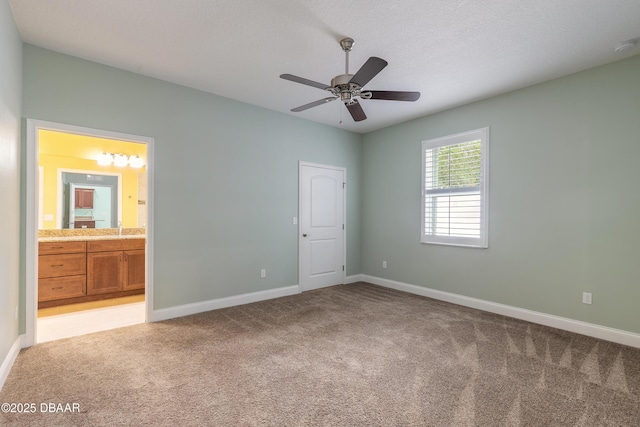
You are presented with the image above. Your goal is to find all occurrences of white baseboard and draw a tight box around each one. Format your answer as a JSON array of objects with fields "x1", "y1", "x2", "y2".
[
  {"x1": 151, "y1": 285, "x2": 301, "y2": 322},
  {"x1": 363, "y1": 275, "x2": 640, "y2": 349},
  {"x1": 345, "y1": 274, "x2": 364, "y2": 284},
  {"x1": 0, "y1": 335, "x2": 23, "y2": 392}
]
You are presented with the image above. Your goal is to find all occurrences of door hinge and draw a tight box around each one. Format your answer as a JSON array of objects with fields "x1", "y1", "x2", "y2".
[
  {"x1": 342, "y1": 265, "x2": 345, "y2": 271},
  {"x1": 342, "y1": 224, "x2": 344, "y2": 230},
  {"x1": 343, "y1": 182, "x2": 346, "y2": 189}
]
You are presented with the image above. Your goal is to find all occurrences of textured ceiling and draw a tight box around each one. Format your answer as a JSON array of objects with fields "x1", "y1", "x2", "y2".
[{"x1": 8, "y1": 0, "x2": 640, "y2": 133}]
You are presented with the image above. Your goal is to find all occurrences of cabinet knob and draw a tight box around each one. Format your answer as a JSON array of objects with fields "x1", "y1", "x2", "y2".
[{"x1": 302, "y1": 234, "x2": 308, "y2": 237}]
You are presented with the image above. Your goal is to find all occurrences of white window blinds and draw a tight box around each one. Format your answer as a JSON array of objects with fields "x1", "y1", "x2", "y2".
[{"x1": 421, "y1": 128, "x2": 489, "y2": 248}]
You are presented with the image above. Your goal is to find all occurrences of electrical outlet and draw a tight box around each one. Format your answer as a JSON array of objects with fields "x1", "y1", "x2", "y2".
[
  {"x1": 382, "y1": 261, "x2": 387, "y2": 269},
  {"x1": 582, "y1": 292, "x2": 592, "y2": 305},
  {"x1": 293, "y1": 217, "x2": 297, "y2": 225},
  {"x1": 260, "y1": 269, "x2": 266, "y2": 278}
]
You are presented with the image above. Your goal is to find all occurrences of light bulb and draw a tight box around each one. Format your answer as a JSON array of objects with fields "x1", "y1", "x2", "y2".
[
  {"x1": 97, "y1": 152, "x2": 113, "y2": 166},
  {"x1": 113, "y1": 154, "x2": 129, "y2": 167},
  {"x1": 129, "y1": 155, "x2": 144, "y2": 168}
]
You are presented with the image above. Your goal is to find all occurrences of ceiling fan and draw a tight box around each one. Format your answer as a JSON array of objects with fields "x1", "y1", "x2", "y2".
[{"x1": 280, "y1": 38, "x2": 420, "y2": 122}]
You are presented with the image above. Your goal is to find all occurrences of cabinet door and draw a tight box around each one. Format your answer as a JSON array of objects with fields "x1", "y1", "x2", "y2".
[
  {"x1": 123, "y1": 249, "x2": 145, "y2": 290},
  {"x1": 75, "y1": 188, "x2": 94, "y2": 209},
  {"x1": 87, "y1": 251, "x2": 123, "y2": 295}
]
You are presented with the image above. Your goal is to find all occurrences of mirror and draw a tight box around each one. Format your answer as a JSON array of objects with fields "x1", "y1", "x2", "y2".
[
  {"x1": 63, "y1": 173, "x2": 119, "y2": 229},
  {"x1": 38, "y1": 129, "x2": 147, "y2": 230}
]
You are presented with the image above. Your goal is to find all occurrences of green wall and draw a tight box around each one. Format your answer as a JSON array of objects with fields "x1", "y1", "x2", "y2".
[
  {"x1": 0, "y1": 0, "x2": 22, "y2": 369},
  {"x1": 22, "y1": 44, "x2": 362, "y2": 312},
  {"x1": 17, "y1": 39, "x2": 640, "y2": 340},
  {"x1": 362, "y1": 54, "x2": 640, "y2": 334}
]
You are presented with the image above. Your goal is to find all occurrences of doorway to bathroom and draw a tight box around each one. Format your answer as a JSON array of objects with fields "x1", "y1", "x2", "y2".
[{"x1": 25, "y1": 119, "x2": 154, "y2": 345}]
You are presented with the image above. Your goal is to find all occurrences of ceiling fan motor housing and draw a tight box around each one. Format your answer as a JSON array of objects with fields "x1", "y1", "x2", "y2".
[
  {"x1": 331, "y1": 74, "x2": 363, "y2": 103},
  {"x1": 331, "y1": 74, "x2": 353, "y2": 87}
]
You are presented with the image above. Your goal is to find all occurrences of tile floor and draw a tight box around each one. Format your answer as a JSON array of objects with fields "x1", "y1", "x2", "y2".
[{"x1": 37, "y1": 300, "x2": 145, "y2": 343}]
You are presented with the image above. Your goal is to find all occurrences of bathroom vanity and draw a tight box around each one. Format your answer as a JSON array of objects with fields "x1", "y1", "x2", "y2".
[{"x1": 38, "y1": 232, "x2": 145, "y2": 308}]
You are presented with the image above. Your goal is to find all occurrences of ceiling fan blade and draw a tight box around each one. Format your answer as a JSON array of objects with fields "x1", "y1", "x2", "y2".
[
  {"x1": 291, "y1": 97, "x2": 337, "y2": 112},
  {"x1": 349, "y1": 57, "x2": 388, "y2": 87},
  {"x1": 280, "y1": 74, "x2": 329, "y2": 90},
  {"x1": 366, "y1": 90, "x2": 421, "y2": 101},
  {"x1": 345, "y1": 100, "x2": 367, "y2": 122}
]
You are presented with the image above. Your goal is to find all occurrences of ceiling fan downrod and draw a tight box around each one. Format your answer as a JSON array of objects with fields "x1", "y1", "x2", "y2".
[
  {"x1": 335, "y1": 38, "x2": 358, "y2": 104},
  {"x1": 340, "y1": 37, "x2": 354, "y2": 74}
]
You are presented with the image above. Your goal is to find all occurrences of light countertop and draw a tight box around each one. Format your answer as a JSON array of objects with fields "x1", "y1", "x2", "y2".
[{"x1": 38, "y1": 234, "x2": 146, "y2": 243}]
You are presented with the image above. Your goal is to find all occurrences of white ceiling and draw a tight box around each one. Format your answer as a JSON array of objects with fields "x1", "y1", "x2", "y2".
[{"x1": 8, "y1": 0, "x2": 640, "y2": 134}]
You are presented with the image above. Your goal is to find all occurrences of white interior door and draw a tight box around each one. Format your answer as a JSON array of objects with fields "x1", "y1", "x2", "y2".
[{"x1": 299, "y1": 162, "x2": 345, "y2": 292}]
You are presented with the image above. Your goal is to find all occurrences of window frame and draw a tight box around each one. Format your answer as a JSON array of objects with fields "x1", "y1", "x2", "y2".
[{"x1": 420, "y1": 127, "x2": 489, "y2": 248}]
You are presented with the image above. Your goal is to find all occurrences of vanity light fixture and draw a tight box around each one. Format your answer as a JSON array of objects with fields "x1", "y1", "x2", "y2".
[{"x1": 97, "y1": 153, "x2": 144, "y2": 168}]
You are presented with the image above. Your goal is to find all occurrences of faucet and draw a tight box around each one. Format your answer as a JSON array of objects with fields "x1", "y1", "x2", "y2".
[{"x1": 118, "y1": 221, "x2": 123, "y2": 236}]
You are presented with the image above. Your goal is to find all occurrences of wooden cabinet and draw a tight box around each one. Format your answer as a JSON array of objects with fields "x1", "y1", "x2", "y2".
[
  {"x1": 87, "y1": 238, "x2": 145, "y2": 296},
  {"x1": 74, "y1": 188, "x2": 94, "y2": 209},
  {"x1": 38, "y1": 238, "x2": 145, "y2": 308},
  {"x1": 38, "y1": 241, "x2": 87, "y2": 302},
  {"x1": 74, "y1": 220, "x2": 96, "y2": 229}
]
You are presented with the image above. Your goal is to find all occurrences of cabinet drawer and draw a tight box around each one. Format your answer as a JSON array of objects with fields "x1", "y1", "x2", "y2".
[
  {"x1": 39, "y1": 241, "x2": 86, "y2": 255},
  {"x1": 38, "y1": 253, "x2": 87, "y2": 278},
  {"x1": 74, "y1": 220, "x2": 96, "y2": 229},
  {"x1": 87, "y1": 239, "x2": 145, "y2": 252},
  {"x1": 39, "y1": 275, "x2": 87, "y2": 302}
]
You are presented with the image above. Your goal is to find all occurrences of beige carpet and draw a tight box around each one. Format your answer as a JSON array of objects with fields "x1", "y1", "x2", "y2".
[{"x1": 1, "y1": 283, "x2": 639, "y2": 426}]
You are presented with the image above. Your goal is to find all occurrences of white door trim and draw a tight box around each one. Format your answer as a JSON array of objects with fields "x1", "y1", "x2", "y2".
[
  {"x1": 25, "y1": 119, "x2": 155, "y2": 347},
  {"x1": 298, "y1": 161, "x2": 346, "y2": 291}
]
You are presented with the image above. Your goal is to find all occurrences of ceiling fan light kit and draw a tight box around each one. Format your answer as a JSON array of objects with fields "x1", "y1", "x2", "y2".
[{"x1": 280, "y1": 38, "x2": 420, "y2": 122}]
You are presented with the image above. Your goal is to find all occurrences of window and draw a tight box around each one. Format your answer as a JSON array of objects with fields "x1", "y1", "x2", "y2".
[{"x1": 421, "y1": 127, "x2": 489, "y2": 248}]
